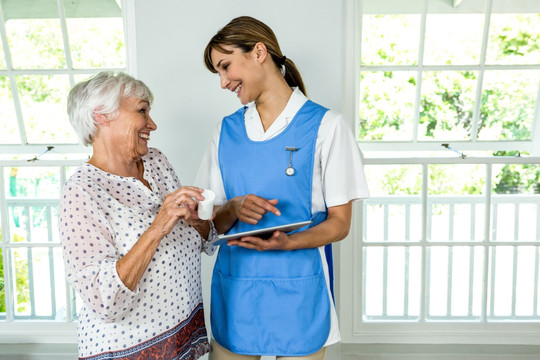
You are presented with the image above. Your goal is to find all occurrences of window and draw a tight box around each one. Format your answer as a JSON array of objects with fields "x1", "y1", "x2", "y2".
[
  {"x1": 340, "y1": 0, "x2": 540, "y2": 345},
  {"x1": 0, "y1": 0, "x2": 128, "y2": 341},
  {"x1": 356, "y1": 0, "x2": 540, "y2": 153}
]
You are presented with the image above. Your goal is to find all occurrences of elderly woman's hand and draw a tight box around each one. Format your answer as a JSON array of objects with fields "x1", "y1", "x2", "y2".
[{"x1": 150, "y1": 186, "x2": 204, "y2": 238}]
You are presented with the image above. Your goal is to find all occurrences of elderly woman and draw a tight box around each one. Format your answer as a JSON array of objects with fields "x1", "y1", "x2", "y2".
[{"x1": 59, "y1": 71, "x2": 214, "y2": 360}]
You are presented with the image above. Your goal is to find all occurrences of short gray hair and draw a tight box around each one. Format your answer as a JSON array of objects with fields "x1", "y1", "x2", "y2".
[{"x1": 67, "y1": 71, "x2": 154, "y2": 146}]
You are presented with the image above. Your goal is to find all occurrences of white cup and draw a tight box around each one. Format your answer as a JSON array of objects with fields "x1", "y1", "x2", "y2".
[{"x1": 197, "y1": 189, "x2": 215, "y2": 220}]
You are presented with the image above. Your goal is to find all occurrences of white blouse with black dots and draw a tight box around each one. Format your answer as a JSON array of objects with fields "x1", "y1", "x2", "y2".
[{"x1": 59, "y1": 148, "x2": 212, "y2": 359}]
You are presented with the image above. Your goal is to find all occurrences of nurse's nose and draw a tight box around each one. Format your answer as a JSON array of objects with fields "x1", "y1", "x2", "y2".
[{"x1": 220, "y1": 74, "x2": 230, "y2": 90}]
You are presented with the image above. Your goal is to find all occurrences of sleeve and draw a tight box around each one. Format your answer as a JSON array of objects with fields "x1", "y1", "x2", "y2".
[
  {"x1": 58, "y1": 182, "x2": 139, "y2": 323},
  {"x1": 202, "y1": 220, "x2": 218, "y2": 256},
  {"x1": 320, "y1": 111, "x2": 370, "y2": 207},
  {"x1": 194, "y1": 121, "x2": 228, "y2": 205}
]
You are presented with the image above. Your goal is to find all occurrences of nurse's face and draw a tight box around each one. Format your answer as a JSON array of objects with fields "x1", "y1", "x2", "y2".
[{"x1": 211, "y1": 45, "x2": 263, "y2": 105}]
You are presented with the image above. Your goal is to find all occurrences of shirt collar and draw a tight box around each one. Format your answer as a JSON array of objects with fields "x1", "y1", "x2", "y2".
[{"x1": 244, "y1": 88, "x2": 308, "y2": 140}]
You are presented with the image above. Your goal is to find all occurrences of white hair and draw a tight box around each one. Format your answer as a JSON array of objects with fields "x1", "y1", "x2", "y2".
[{"x1": 67, "y1": 71, "x2": 154, "y2": 146}]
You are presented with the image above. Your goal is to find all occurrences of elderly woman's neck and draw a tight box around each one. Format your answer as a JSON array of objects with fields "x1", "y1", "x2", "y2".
[{"x1": 88, "y1": 147, "x2": 145, "y2": 180}]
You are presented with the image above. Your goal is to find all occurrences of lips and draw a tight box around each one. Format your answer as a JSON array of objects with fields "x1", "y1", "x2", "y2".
[{"x1": 232, "y1": 83, "x2": 242, "y2": 95}]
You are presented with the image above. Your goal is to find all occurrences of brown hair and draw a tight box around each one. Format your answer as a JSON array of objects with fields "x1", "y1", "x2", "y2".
[{"x1": 203, "y1": 16, "x2": 306, "y2": 95}]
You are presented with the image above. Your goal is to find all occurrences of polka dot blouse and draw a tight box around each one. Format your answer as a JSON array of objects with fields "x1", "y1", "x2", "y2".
[{"x1": 59, "y1": 148, "x2": 211, "y2": 359}]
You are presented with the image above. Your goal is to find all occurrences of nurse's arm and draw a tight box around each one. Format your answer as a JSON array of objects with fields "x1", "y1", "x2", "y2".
[
  {"x1": 212, "y1": 194, "x2": 280, "y2": 235},
  {"x1": 230, "y1": 201, "x2": 352, "y2": 251}
]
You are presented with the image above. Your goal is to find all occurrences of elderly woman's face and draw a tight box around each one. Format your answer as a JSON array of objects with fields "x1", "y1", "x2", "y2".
[{"x1": 108, "y1": 96, "x2": 156, "y2": 159}]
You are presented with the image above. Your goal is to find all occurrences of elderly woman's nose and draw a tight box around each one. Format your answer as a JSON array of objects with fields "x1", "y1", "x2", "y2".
[{"x1": 147, "y1": 115, "x2": 157, "y2": 130}]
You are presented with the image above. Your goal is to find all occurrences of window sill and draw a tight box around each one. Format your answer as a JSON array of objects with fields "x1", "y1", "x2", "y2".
[
  {"x1": 341, "y1": 323, "x2": 540, "y2": 345},
  {"x1": 0, "y1": 322, "x2": 77, "y2": 344}
]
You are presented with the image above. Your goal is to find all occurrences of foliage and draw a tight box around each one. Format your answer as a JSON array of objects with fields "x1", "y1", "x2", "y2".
[{"x1": 360, "y1": 13, "x2": 540, "y2": 195}]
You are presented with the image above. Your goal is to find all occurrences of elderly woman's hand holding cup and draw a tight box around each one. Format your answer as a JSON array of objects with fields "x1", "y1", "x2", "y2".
[{"x1": 197, "y1": 189, "x2": 216, "y2": 220}]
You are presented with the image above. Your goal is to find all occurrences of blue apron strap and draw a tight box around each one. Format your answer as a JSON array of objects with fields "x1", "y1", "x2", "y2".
[
  {"x1": 311, "y1": 211, "x2": 334, "y2": 301},
  {"x1": 324, "y1": 243, "x2": 335, "y2": 302}
]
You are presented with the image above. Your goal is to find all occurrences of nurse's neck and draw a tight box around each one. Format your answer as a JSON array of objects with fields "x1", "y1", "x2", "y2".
[{"x1": 255, "y1": 83, "x2": 293, "y2": 132}]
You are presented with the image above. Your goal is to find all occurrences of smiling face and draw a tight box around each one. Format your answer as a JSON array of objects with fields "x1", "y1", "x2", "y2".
[
  {"x1": 106, "y1": 96, "x2": 156, "y2": 160},
  {"x1": 210, "y1": 44, "x2": 264, "y2": 105}
]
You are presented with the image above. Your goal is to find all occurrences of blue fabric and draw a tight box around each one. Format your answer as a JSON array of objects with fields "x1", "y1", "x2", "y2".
[{"x1": 211, "y1": 100, "x2": 332, "y2": 356}]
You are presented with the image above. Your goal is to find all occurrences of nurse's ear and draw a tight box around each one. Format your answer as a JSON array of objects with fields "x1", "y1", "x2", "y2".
[{"x1": 252, "y1": 42, "x2": 268, "y2": 64}]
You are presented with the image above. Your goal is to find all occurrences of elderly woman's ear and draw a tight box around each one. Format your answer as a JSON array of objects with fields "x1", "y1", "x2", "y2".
[{"x1": 93, "y1": 111, "x2": 110, "y2": 126}]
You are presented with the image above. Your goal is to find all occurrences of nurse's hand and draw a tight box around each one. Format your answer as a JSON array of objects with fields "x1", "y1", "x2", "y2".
[
  {"x1": 228, "y1": 230, "x2": 291, "y2": 251},
  {"x1": 231, "y1": 194, "x2": 281, "y2": 225}
]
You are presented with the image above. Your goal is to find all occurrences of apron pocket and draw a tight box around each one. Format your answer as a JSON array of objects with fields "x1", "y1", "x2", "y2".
[{"x1": 211, "y1": 272, "x2": 331, "y2": 356}]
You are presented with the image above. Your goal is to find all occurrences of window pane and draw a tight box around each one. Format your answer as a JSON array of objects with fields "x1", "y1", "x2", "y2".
[
  {"x1": 489, "y1": 246, "x2": 540, "y2": 320},
  {"x1": 491, "y1": 164, "x2": 540, "y2": 242},
  {"x1": 363, "y1": 246, "x2": 422, "y2": 320},
  {"x1": 5, "y1": 17, "x2": 66, "y2": 69},
  {"x1": 486, "y1": 12, "x2": 540, "y2": 65},
  {"x1": 0, "y1": 76, "x2": 20, "y2": 144},
  {"x1": 477, "y1": 70, "x2": 538, "y2": 141},
  {"x1": 361, "y1": 14, "x2": 420, "y2": 65},
  {"x1": 15, "y1": 75, "x2": 79, "y2": 144},
  {"x1": 10, "y1": 247, "x2": 65, "y2": 319},
  {"x1": 427, "y1": 246, "x2": 483, "y2": 320},
  {"x1": 30, "y1": 205, "x2": 55, "y2": 243},
  {"x1": 65, "y1": 15, "x2": 126, "y2": 69},
  {"x1": 364, "y1": 165, "x2": 423, "y2": 243},
  {"x1": 0, "y1": 32, "x2": 6, "y2": 69},
  {"x1": 424, "y1": 0, "x2": 486, "y2": 66},
  {"x1": 428, "y1": 164, "x2": 486, "y2": 242},
  {"x1": 0, "y1": 247, "x2": 5, "y2": 319},
  {"x1": 419, "y1": 71, "x2": 478, "y2": 141},
  {"x1": 8, "y1": 206, "x2": 28, "y2": 243},
  {"x1": 10, "y1": 247, "x2": 30, "y2": 316},
  {"x1": 4, "y1": 167, "x2": 61, "y2": 199},
  {"x1": 359, "y1": 71, "x2": 417, "y2": 141}
]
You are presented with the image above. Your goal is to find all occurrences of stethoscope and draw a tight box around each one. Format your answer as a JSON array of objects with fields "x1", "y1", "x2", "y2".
[{"x1": 285, "y1": 146, "x2": 299, "y2": 176}]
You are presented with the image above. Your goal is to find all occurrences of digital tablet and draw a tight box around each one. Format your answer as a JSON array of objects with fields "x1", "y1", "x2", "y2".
[{"x1": 208, "y1": 220, "x2": 312, "y2": 246}]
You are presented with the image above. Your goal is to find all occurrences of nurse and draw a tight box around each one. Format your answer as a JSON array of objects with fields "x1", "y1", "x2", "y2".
[{"x1": 196, "y1": 16, "x2": 369, "y2": 360}]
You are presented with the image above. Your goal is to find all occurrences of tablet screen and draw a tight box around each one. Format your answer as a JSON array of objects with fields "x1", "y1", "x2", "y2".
[{"x1": 208, "y1": 220, "x2": 312, "y2": 246}]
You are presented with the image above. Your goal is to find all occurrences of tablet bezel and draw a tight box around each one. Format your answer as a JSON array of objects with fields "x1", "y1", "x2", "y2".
[{"x1": 208, "y1": 220, "x2": 312, "y2": 246}]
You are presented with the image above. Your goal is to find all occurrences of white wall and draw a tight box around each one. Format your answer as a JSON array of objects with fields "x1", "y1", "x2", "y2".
[
  {"x1": 134, "y1": 0, "x2": 344, "y2": 183},
  {"x1": 132, "y1": 0, "x2": 345, "y2": 351}
]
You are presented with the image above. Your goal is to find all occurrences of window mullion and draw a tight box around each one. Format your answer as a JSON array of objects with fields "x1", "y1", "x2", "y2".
[
  {"x1": 0, "y1": 6, "x2": 27, "y2": 145},
  {"x1": 421, "y1": 163, "x2": 428, "y2": 322},
  {"x1": 60, "y1": 165, "x2": 73, "y2": 323},
  {"x1": 413, "y1": 0, "x2": 429, "y2": 144},
  {"x1": 471, "y1": 0, "x2": 493, "y2": 143},
  {"x1": 483, "y1": 163, "x2": 493, "y2": 322},
  {"x1": 0, "y1": 165, "x2": 14, "y2": 322},
  {"x1": 56, "y1": 0, "x2": 74, "y2": 87}
]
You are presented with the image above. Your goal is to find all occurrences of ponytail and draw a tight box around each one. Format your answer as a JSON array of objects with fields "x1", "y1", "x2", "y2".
[{"x1": 204, "y1": 16, "x2": 307, "y2": 95}]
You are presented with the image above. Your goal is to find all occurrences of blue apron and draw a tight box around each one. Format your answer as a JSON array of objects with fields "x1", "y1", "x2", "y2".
[{"x1": 211, "y1": 100, "x2": 332, "y2": 356}]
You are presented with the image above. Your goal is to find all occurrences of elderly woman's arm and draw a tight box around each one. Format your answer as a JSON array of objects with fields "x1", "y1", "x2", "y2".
[
  {"x1": 59, "y1": 184, "x2": 134, "y2": 322},
  {"x1": 59, "y1": 183, "x2": 202, "y2": 322}
]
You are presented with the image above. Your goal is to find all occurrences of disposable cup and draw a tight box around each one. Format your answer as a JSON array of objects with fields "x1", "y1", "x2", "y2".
[{"x1": 197, "y1": 189, "x2": 215, "y2": 220}]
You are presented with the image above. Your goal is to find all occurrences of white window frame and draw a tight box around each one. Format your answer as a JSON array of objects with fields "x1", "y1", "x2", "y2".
[
  {"x1": 0, "y1": 0, "x2": 137, "y2": 345},
  {"x1": 339, "y1": 0, "x2": 540, "y2": 345}
]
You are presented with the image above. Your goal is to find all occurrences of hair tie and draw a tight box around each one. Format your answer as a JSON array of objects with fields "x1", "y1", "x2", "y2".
[{"x1": 280, "y1": 55, "x2": 287, "y2": 76}]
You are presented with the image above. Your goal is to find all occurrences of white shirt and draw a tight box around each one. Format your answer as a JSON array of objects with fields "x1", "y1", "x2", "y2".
[{"x1": 195, "y1": 88, "x2": 369, "y2": 348}]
